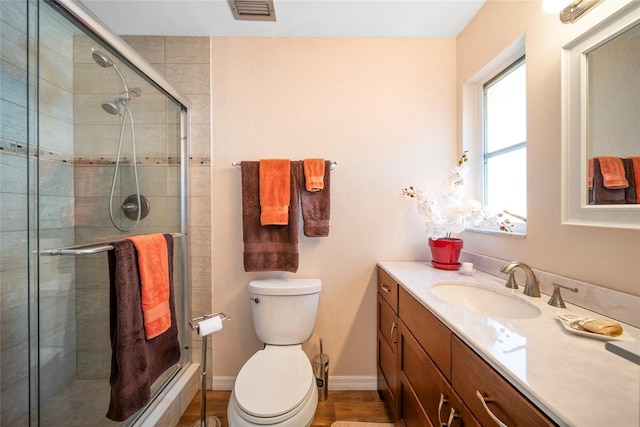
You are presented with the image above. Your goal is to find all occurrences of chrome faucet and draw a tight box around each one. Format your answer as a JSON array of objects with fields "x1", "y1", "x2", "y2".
[{"x1": 500, "y1": 261, "x2": 541, "y2": 297}]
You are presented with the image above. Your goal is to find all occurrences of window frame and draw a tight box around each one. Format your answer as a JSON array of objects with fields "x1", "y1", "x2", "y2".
[{"x1": 462, "y1": 39, "x2": 527, "y2": 236}]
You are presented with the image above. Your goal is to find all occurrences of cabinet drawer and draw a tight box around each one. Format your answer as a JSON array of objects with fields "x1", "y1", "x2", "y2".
[
  {"x1": 377, "y1": 267, "x2": 398, "y2": 312},
  {"x1": 399, "y1": 287, "x2": 451, "y2": 380},
  {"x1": 452, "y1": 336, "x2": 556, "y2": 427}
]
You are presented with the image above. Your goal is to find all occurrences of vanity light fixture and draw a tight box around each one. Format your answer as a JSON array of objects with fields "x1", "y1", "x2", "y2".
[{"x1": 542, "y1": 0, "x2": 605, "y2": 23}]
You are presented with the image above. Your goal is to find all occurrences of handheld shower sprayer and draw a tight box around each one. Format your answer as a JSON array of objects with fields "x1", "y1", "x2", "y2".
[
  {"x1": 92, "y1": 48, "x2": 142, "y2": 115},
  {"x1": 91, "y1": 48, "x2": 129, "y2": 93},
  {"x1": 92, "y1": 47, "x2": 147, "y2": 232}
]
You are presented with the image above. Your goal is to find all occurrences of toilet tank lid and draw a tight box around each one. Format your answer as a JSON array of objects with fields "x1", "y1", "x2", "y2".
[{"x1": 249, "y1": 279, "x2": 321, "y2": 295}]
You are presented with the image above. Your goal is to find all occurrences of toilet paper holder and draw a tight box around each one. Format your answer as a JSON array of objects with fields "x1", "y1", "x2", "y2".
[
  {"x1": 189, "y1": 312, "x2": 230, "y2": 332},
  {"x1": 189, "y1": 312, "x2": 230, "y2": 427}
]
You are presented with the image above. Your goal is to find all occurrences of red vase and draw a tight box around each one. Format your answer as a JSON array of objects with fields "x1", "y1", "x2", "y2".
[{"x1": 429, "y1": 238, "x2": 463, "y2": 270}]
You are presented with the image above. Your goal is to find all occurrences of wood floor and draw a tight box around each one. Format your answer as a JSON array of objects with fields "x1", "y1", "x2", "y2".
[{"x1": 176, "y1": 390, "x2": 394, "y2": 427}]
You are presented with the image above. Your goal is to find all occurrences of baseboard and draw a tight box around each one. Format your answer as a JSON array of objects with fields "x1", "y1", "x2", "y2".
[{"x1": 212, "y1": 375, "x2": 377, "y2": 391}]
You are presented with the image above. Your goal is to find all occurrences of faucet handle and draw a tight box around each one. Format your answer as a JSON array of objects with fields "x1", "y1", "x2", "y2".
[
  {"x1": 505, "y1": 271, "x2": 519, "y2": 290},
  {"x1": 548, "y1": 283, "x2": 578, "y2": 308}
]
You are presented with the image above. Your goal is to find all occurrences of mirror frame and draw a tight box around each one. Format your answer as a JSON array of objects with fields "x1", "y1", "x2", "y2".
[{"x1": 561, "y1": 0, "x2": 640, "y2": 230}]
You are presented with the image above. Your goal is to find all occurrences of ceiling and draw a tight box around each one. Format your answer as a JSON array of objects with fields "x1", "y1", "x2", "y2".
[{"x1": 78, "y1": 0, "x2": 487, "y2": 38}]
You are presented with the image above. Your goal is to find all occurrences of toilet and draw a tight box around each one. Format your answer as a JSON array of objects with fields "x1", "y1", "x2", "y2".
[{"x1": 227, "y1": 279, "x2": 322, "y2": 427}]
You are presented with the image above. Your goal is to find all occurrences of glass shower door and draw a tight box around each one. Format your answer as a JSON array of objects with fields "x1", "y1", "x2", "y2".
[{"x1": 0, "y1": 1, "x2": 189, "y2": 425}]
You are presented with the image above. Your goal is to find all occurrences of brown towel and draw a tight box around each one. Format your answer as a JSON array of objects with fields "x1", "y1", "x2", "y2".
[
  {"x1": 623, "y1": 158, "x2": 637, "y2": 204},
  {"x1": 242, "y1": 161, "x2": 300, "y2": 272},
  {"x1": 126, "y1": 234, "x2": 171, "y2": 340},
  {"x1": 303, "y1": 158, "x2": 325, "y2": 192},
  {"x1": 591, "y1": 158, "x2": 626, "y2": 204},
  {"x1": 598, "y1": 156, "x2": 629, "y2": 189},
  {"x1": 106, "y1": 234, "x2": 180, "y2": 421},
  {"x1": 629, "y1": 157, "x2": 640, "y2": 204},
  {"x1": 259, "y1": 159, "x2": 291, "y2": 225},
  {"x1": 301, "y1": 160, "x2": 331, "y2": 237}
]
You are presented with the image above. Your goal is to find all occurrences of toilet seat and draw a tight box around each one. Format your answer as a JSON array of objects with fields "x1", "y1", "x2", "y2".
[{"x1": 234, "y1": 345, "x2": 314, "y2": 421}]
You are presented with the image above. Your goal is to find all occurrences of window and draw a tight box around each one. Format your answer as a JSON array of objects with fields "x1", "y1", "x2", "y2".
[{"x1": 482, "y1": 56, "x2": 527, "y2": 230}]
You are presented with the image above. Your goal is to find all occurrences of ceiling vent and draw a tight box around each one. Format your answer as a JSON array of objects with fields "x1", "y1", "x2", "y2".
[{"x1": 228, "y1": 0, "x2": 276, "y2": 21}]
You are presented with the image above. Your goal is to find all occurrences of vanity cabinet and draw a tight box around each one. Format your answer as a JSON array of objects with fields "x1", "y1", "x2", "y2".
[
  {"x1": 377, "y1": 267, "x2": 556, "y2": 427},
  {"x1": 377, "y1": 268, "x2": 399, "y2": 419}
]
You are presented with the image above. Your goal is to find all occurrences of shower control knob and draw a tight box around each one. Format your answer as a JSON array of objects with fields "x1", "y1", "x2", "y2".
[{"x1": 121, "y1": 194, "x2": 150, "y2": 221}]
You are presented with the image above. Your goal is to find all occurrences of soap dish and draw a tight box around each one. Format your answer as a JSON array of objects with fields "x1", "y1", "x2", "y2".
[{"x1": 557, "y1": 314, "x2": 634, "y2": 342}]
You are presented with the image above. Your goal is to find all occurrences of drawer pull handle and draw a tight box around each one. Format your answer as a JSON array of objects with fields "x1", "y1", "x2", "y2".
[
  {"x1": 476, "y1": 391, "x2": 508, "y2": 427},
  {"x1": 447, "y1": 407, "x2": 459, "y2": 427},
  {"x1": 390, "y1": 322, "x2": 397, "y2": 345},
  {"x1": 437, "y1": 393, "x2": 449, "y2": 427},
  {"x1": 380, "y1": 283, "x2": 391, "y2": 293}
]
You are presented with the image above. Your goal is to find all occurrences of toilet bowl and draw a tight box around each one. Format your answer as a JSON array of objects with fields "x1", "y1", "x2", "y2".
[
  {"x1": 227, "y1": 345, "x2": 318, "y2": 426},
  {"x1": 227, "y1": 279, "x2": 322, "y2": 427}
]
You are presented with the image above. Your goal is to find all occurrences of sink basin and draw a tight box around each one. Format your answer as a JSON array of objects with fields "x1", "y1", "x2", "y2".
[{"x1": 430, "y1": 281, "x2": 541, "y2": 319}]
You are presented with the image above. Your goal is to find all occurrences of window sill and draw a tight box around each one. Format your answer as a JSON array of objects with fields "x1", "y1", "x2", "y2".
[{"x1": 465, "y1": 223, "x2": 526, "y2": 238}]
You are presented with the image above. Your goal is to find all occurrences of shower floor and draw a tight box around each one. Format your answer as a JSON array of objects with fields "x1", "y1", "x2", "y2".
[{"x1": 8, "y1": 379, "x2": 120, "y2": 427}]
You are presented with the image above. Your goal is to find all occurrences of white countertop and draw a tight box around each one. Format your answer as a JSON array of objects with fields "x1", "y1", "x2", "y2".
[{"x1": 378, "y1": 261, "x2": 640, "y2": 427}]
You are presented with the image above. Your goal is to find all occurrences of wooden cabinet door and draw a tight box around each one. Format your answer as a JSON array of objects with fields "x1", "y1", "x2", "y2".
[
  {"x1": 378, "y1": 294, "x2": 399, "y2": 418},
  {"x1": 399, "y1": 287, "x2": 451, "y2": 380},
  {"x1": 399, "y1": 320, "x2": 450, "y2": 427},
  {"x1": 452, "y1": 336, "x2": 556, "y2": 427}
]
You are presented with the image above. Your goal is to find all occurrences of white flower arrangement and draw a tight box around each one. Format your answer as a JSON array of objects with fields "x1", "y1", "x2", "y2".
[{"x1": 403, "y1": 151, "x2": 512, "y2": 239}]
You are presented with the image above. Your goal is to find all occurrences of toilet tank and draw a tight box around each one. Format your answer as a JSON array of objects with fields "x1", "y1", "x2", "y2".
[{"x1": 249, "y1": 279, "x2": 321, "y2": 345}]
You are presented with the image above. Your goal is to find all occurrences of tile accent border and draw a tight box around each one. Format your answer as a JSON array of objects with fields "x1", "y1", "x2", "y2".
[
  {"x1": 0, "y1": 141, "x2": 210, "y2": 166},
  {"x1": 461, "y1": 250, "x2": 640, "y2": 328}
]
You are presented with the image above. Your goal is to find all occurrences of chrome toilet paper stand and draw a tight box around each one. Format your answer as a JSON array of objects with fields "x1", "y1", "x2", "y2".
[{"x1": 189, "y1": 312, "x2": 231, "y2": 427}]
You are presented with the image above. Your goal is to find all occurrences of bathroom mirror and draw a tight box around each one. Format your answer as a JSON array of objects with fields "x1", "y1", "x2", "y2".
[{"x1": 562, "y1": 1, "x2": 640, "y2": 229}]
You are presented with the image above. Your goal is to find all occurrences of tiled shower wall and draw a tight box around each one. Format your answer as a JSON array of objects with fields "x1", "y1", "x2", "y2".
[
  {"x1": 121, "y1": 36, "x2": 215, "y2": 387},
  {"x1": 71, "y1": 33, "x2": 185, "y2": 378},
  {"x1": 70, "y1": 35, "x2": 213, "y2": 383}
]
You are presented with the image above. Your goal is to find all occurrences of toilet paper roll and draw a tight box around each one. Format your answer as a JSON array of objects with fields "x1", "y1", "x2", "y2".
[{"x1": 198, "y1": 316, "x2": 223, "y2": 337}]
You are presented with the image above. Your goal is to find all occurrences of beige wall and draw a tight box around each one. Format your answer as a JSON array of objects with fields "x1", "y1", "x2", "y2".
[
  {"x1": 210, "y1": 1, "x2": 640, "y2": 382},
  {"x1": 457, "y1": 0, "x2": 640, "y2": 296},
  {"x1": 210, "y1": 38, "x2": 457, "y2": 379}
]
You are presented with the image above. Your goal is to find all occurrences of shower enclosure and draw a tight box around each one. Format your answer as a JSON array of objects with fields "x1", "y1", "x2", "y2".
[{"x1": 1, "y1": 1, "x2": 193, "y2": 425}]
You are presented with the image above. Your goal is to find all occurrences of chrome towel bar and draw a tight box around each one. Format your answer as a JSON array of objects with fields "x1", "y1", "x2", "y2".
[
  {"x1": 232, "y1": 160, "x2": 338, "y2": 170},
  {"x1": 39, "y1": 232, "x2": 187, "y2": 256}
]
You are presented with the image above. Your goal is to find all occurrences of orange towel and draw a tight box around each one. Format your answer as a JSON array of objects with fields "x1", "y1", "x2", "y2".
[
  {"x1": 631, "y1": 157, "x2": 640, "y2": 203},
  {"x1": 588, "y1": 158, "x2": 594, "y2": 189},
  {"x1": 597, "y1": 157, "x2": 629, "y2": 189},
  {"x1": 259, "y1": 159, "x2": 291, "y2": 225},
  {"x1": 303, "y1": 158, "x2": 325, "y2": 192},
  {"x1": 126, "y1": 234, "x2": 171, "y2": 339}
]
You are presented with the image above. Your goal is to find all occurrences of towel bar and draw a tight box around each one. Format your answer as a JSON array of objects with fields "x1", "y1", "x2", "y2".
[
  {"x1": 39, "y1": 232, "x2": 186, "y2": 256},
  {"x1": 232, "y1": 160, "x2": 338, "y2": 170}
]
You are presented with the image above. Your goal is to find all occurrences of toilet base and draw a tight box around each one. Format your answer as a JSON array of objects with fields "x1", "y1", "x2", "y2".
[{"x1": 227, "y1": 383, "x2": 317, "y2": 427}]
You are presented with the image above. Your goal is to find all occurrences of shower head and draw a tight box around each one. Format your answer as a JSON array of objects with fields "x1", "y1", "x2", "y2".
[
  {"x1": 91, "y1": 48, "x2": 114, "y2": 68},
  {"x1": 102, "y1": 100, "x2": 120, "y2": 115},
  {"x1": 91, "y1": 47, "x2": 130, "y2": 94}
]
